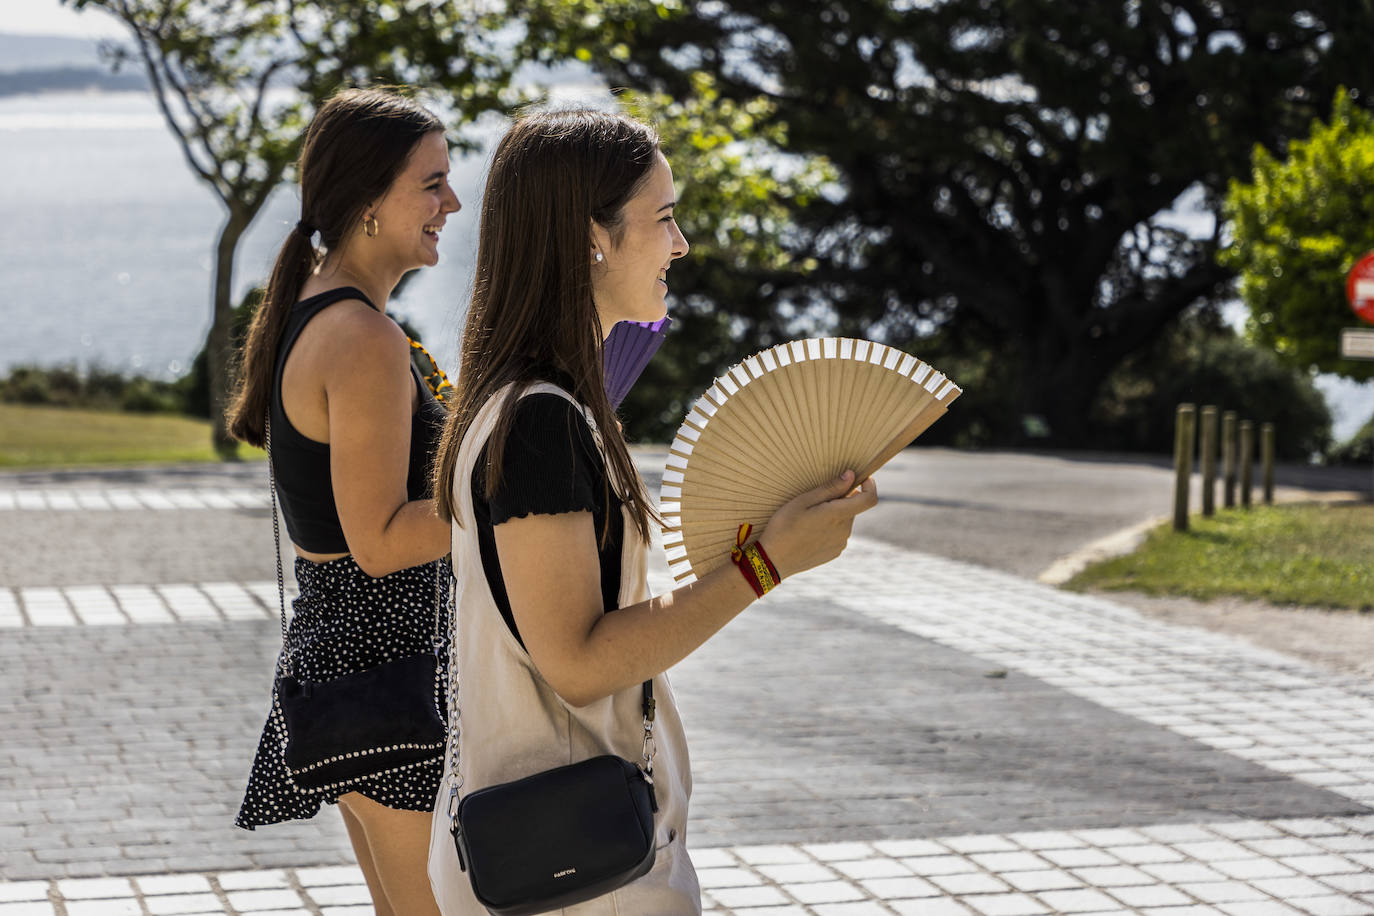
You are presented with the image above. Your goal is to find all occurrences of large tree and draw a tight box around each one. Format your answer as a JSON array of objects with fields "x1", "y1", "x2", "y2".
[
  {"x1": 68, "y1": 0, "x2": 516, "y2": 455},
  {"x1": 1222, "y1": 88, "x2": 1374, "y2": 381},
  {"x1": 523, "y1": 0, "x2": 1374, "y2": 445}
]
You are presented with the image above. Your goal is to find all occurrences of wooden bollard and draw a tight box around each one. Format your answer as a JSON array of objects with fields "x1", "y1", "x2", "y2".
[
  {"x1": 1173, "y1": 403, "x2": 1196, "y2": 531},
  {"x1": 1239, "y1": 420, "x2": 1254, "y2": 508},
  {"x1": 1262, "y1": 422, "x2": 1275, "y2": 505},
  {"x1": 1222, "y1": 410, "x2": 1238, "y2": 508},
  {"x1": 1200, "y1": 406, "x2": 1218, "y2": 517}
]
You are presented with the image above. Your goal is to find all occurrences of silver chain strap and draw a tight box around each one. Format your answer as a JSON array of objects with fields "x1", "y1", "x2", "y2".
[{"x1": 265, "y1": 416, "x2": 291, "y2": 670}]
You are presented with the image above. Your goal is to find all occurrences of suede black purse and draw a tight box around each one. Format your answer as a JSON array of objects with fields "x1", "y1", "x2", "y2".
[{"x1": 266, "y1": 417, "x2": 445, "y2": 792}]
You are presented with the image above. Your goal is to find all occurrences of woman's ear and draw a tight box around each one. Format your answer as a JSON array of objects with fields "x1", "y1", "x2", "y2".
[{"x1": 590, "y1": 220, "x2": 612, "y2": 261}]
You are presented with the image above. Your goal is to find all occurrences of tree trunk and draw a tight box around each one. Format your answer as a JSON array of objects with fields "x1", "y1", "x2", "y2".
[{"x1": 208, "y1": 208, "x2": 250, "y2": 459}]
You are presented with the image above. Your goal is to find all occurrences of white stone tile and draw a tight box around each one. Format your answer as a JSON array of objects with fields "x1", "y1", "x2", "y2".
[
  {"x1": 928, "y1": 873, "x2": 1011, "y2": 896},
  {"x1": 944, "y1": 835, "x2": 1019, "y2": 854},
  {"x1": 783, "y1": 880, "x2": 866, "y2": 905},
  {"x1": 810, "y1": 903, "x2": 895, "y2": 916},
  {"x1": 733, "y1": 845, "x2": 812, "y2": 866},
  {"x1": 802, "y1": 842, "x2": 876, "y2": 862},
  {"x1": 697, "y1": 868, "x2": 763, "y2": 889},
  {"x1": 1000, "y1": 870, "x2": 1083, "y2": 893},
  {"x1": 858, "y1": 876, "x2": 941, "y2": 899},
  {"x1": 831, "y1": 859, "x2": 911, "y2": 880},
  {"x1": 1250, "y1": 876, "x2": 1343, "y2": 899},
  {"x1": 970, "y1": 852, "x2": 1050, "y2": 873},
  {"x1": 1247, "y1": 838, "x2": 1328, "y2": 857},
  {"x1": 889, "y1": 900, "x2": 974, "y2": 916},
  {"x1": 226, "y1": 890, "x2": 306, "y2": 910},
  {"x1": 874, "y1": 839, "x2": 948, "y2": 858},
  {"x1": 703, "y1": 885, "x2": 790, "y2": 909},
  {"x1": 0, "y1": 885, "x2": 48, "y2": 904},
  {"x1": 1292, "y1": 897, "x2": 1374, "y2": 916},
  {"x1": 755, "y1": 863, "x2": 838, "y2": 884},
  {"x1": 158, "y1": 584, "x2": 221, "y2": 621},
  {"x1": 216, "y1": 871, "x2": 289, "y2": 890},
  {"x1": 1216, "y1": 901, "x2": 1308, "y2": 916},
  {"x1": 1211, "y1": 858, "x2": 1299, "y2": 881},
  {"x1": 1007, "y1": 832, "x2": 1087, "y2": 851},
  {"x1": 1280, "y1": 855, "x2": 1365, "y2": 876},
  {"x1": 1175, "y1": 840, "x2": 1262, "y2": 862},
  {"x1": 1073, "y1": 829, "x2": 1148, "y2": 847},
  {"x1": 306, "y1": 886, "x2": 372, "y2": 906},
  {"x1": 1319, "y1": 873, "x2": 1374, "y2": 894},
  {"x1": 1177, "y1": 881, "x2": 1273, "y2": 904},
  {"x1": 1107, "y1": 884, "x2": 1193, "y2": 908},
  {"x1": 1141, "y1": 862, "x2": 1229, "y2": 884},
  {"x1": 136, "y1": 876, "x2": 213, "y2": 895},
  {"x1": 111, "y1": 584, "x2": 174, "y2": 623},
  {"x1": 1108, "y1": 843, "x2": 1186, "y2": 865},
  {"x1": 1041, "y1": 848, "x2": 1117, "y2": 869},
  {"x1": 689, "y1": 849, "x2": 737, "y2": 869},
  {"x1": 65, "y1": 903, "x2": 140, "y2": 916},
  {"x1": 1273, "y1": 819, "x2": 1349, "y2": 837},
  {"x1": 293, "y1": 867, "x2": 364, "y2": 887},
  {"x1": 1070, "y1": 865, "x2": 1155, "y2": 887},
  {"x1": 145, "y1": 893, "x2": 223, "y2": 914},
  {"x1": 20, "y1": 588, "x2": 76, "y2": 626},
  {"x1": 901, "y1": 855, "x2": 978, "y2": 876},
  {"x1": 962, "y1": 892, "x2": 1050, "y2": 916},
  {"x1": 0, "y1": 903, "x2": 56, "y2": 916},
  {"x1": 55, "y1": 878, "x2": 134, "y2": 900},
  {"x1": 1036, "y1": 889, "x2": 1122, "y2": 913}
]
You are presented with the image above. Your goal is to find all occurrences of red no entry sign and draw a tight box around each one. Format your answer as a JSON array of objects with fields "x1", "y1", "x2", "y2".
[{"x1": 1349, "y1": 251, "x2": 1374, "y2": 324}]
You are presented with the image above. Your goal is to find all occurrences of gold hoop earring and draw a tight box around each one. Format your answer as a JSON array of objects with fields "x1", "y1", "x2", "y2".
[{"x1": 364, "y1": 216, "x2": 379, "y2": 238}]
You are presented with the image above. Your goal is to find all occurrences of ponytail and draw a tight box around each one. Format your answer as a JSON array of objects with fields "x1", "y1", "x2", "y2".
[
  {"x1": 225, "y1": 227, "x2": 317, "y2": 448},
  {"x1": 223, "y1": 87, "x2": 444, "y2": 448}
]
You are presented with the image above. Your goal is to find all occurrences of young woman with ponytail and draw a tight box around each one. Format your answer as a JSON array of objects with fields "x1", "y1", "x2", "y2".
[
  {"x1": 425, "y1": 109, "x2": 878, "y2": 913},
  {"x1": 228, "y1": 87, "x2": 458, "y2": 916}
]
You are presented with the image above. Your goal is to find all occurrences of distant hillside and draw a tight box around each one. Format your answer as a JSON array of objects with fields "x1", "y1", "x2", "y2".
[
  {"x1": 0, "y1": 33, "x2": 107, "y2": 72},
  {"x1": 0, "y1": 32, "x2": 147, "y2": 97},
  {"x1": 0, "y1": 66, "x2": 147, "y2": 96}
]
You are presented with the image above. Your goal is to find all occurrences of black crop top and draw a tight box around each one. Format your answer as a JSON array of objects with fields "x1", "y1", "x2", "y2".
[
  {"x1": 471, "y1": 386, "x2": 624, "y2": 646},
  {"x1": 270, "y1": 287, "x2": 447, "y2": 554}
]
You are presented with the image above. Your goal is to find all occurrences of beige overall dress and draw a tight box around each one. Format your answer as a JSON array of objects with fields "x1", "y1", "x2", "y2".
[{"x1": 428, "y1": 382, "x2": 700, "y2": 915}]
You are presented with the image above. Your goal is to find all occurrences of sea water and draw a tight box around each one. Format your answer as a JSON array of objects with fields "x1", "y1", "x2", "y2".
[
  {"x1": 2, "y1": 90, "x2": 1370, "y2": 440},
  {"x1": 0, "y1": 90, "x2": 479, "y2": 381}
]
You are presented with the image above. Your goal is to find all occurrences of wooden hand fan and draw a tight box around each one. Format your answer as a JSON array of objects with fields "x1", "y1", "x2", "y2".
[{"x1": 659, "y1": 337, "x2": 962, "y2": 584}]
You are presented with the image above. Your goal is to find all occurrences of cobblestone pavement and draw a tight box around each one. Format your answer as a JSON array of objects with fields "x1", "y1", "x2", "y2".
[{"x1": 3, "y1": 458, "x2": 1373, "y2": 915}]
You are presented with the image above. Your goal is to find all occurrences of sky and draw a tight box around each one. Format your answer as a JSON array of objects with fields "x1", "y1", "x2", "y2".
[{"x1": 7, "y1": 0, "x2": 127, "y2": 38}]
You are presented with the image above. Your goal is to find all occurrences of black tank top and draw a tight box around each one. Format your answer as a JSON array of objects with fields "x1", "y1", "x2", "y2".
[{"x1": 269, "y1": 287, "x2": 447, "y2": 553}]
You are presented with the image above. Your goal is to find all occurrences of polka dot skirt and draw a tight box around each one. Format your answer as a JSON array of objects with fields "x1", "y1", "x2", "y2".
[{"x1": 236, "y1": 554, "x2": 450, "y2": 829}]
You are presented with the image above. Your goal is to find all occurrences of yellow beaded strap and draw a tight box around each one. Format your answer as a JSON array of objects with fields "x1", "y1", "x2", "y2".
[{"x1": 408, "y1": 337, "x2": 454, "y2": 403}]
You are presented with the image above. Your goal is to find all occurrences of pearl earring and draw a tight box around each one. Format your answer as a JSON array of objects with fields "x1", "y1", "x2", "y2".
[{"x1": 594, "y1": 251, "x2": 604, "y2": 263}]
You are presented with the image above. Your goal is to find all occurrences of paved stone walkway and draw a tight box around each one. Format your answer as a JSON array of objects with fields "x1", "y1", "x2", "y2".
[{"x1": 3, "y1": 463, "x2": 1373, "y2": 915}]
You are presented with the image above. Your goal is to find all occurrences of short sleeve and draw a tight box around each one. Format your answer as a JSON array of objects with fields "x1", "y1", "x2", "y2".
[{"x1": 487, "y1": 394, "x2": 602, "y2": 525}]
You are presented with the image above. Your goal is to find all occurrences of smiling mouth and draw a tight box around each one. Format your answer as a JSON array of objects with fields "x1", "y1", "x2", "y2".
[{"x1": 423, "y1": 224, "x2": 442, "y2": 240}]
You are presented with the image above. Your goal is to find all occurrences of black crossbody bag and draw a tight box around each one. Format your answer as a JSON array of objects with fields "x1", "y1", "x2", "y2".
[
  {"x1": 438, "y1": 416, "x2": 661, "y2": 915},
  {"x1": 265, "y1": 417, "x2": 446, "y2": 791}
]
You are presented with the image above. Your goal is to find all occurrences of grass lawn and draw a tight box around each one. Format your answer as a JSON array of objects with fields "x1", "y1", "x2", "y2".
[
  {"x1": 1066, "y1": 502, "x2": 1374, "y2": 611},
  {"x1": 0, "y1": 403, "x2": 263, "y2": 468}
]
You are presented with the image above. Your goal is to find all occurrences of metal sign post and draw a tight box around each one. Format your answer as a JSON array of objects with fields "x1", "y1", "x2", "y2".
[{"x1": 1343, "y1": 253, "x2": 1374, "y2": 500}]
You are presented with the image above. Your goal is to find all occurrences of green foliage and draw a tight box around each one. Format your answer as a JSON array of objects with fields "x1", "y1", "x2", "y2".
[
  {"x1": 1091, "y1": 311, "x2": 1333, "y2": 460},
  {"x1": 1, "y1": 365, "x2": 185, "y2": 413},
  {"x1": 523, "y1": 0, "x2": 1374, "y2": 447},
  {"x1": 1222, "y1": 89, "x2": 1374, "y2": 381},
  {"x1": 1330, "y1": 413, "x2": 1374, "y2": 465},
  {"x1": 1067, "y1": 503, "x2": 1374, "y2": 611}
]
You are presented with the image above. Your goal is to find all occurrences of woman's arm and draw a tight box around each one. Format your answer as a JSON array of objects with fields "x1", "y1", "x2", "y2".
[
  {"x1": 323, "y1": 306, "x2": 450, "y2": 576},
  {"x1": 496, "y1": 471, "x2": 877, "y2": 707}
]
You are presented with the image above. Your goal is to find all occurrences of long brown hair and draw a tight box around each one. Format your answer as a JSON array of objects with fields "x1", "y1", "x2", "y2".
[
  {"x1": 226, "y1": 87, "x2": 444, "y2": 447},
  {"x1": 432, "y1": 109, "x2": 660, "y2": 543}
]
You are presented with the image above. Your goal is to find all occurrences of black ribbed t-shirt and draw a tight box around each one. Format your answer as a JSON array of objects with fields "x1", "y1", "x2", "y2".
[{"x1": 471, "y1": 392, "x2": 624, "y2": 645}]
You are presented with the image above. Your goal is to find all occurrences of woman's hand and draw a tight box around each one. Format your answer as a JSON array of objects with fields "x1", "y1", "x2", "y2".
[{"x1": 756, "y1": 471, "x2": 878, "y2": 580}]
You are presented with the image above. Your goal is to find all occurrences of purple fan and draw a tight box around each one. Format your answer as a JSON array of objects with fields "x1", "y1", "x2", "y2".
[{"x1": 604, "y1": 316, "x2": 672, "y2": 409}]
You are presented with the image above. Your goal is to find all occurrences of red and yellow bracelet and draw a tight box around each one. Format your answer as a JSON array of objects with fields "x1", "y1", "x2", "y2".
[{"x1": 730, "y1": 523, "x2": 781, "y2": 597}]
